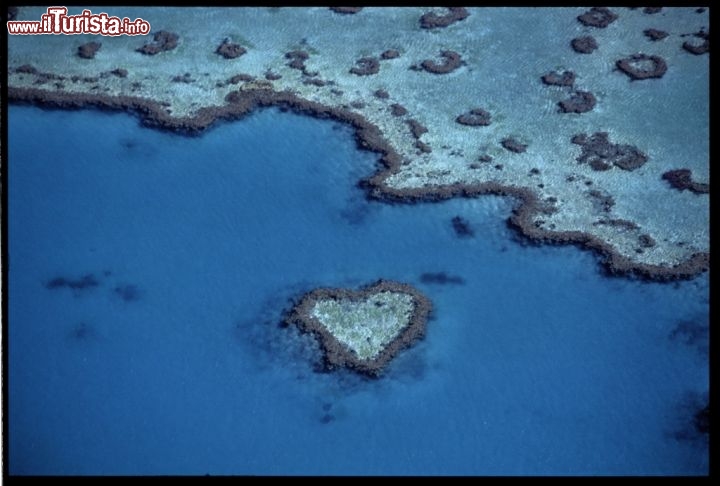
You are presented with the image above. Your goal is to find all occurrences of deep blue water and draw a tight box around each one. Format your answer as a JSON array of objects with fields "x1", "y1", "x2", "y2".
[{"x1": 8, "y1": 105, "x2": 709, "y2": 475}]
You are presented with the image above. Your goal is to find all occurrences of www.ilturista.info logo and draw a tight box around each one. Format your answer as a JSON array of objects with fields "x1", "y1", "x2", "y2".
[{"x1": 7, "y1": 7, "x2": 151, "y2": 36}]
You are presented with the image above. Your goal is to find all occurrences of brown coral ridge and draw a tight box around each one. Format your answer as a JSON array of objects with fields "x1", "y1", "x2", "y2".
[
  {"x1": 228, "y1": 73, "x2": 255, "y2": 84},
  {"x1": 577, "y1": 7, "x2": 618, "y2": 28},
  {"x1": 8, "y1": 85, "x2": 709, "y2": 280},
  {"x1": 541, "y1": 70, "x2": 576, "y2": 87},
  {"x1": 616, "y1": 54, "x2": 667, "y2": 80},
  {"x1": 12, "y1": 65, "x2": 71, "y2": 86},
  {"x1": 216, "y1": 39, "x2": 247, "y2": 59},
  {"x1": 593, "y1": 218, "x2": 637, "y2": 230},
  {"x1": 419, "y1": 7, "x2": 470, "y2": 29},
  {"x1": 420, "y1": 50, "x2": 463, "y2": 75},
  {"x1": 136, "y1": 30, "x2": 179, "y2": 55},
  {"x1": 304, "y1": 78, "x2": 329, "y2": 87},
  {"x1": 349, "y1": 57, "x2": 380, "y2": 76},
  {"x1": 329, "y1": 7, "x2": 363, "y2": 14},
  {"x1": 571, "y1": 36, "x2": 599, "y2": 54},
  {"x1": 662, "y1": 169, "x2": 710, "y2": 194},
  {"x1": 558, "y1": 90, "x2": 596, "y2": 114},
  {"x1": 78, "y1": 41, "x2": 101, "y2": 59},
  {"x1": 572, "y1": 132, "x2": 648, "y2": 171},
  {"x1": 456, "y1": 108, "x2": 492, "y2": 126},
  {"x1": 283, "y1": 280, "x2": 432, "y2": 376},
  {"x1": 366, "y1": 173, "x2": 710, "y2": 281}
]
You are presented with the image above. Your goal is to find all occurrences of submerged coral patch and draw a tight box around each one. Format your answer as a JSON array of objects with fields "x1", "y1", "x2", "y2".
[
  {"x1": 573, "y1": 132, "x2": 648, "y2": 171},
  {"x1": 558, "y1": 90, "x2": 596, "y2": 113},
  {"x1": 571, "y1": 36, "x2": 598, "y2": 54},
  {"x1": 420, "y1": 50, "x2": 463, "y2": 74},
  {"x1": 682, "y1": 30, "x2": 709, "y2": 55},
  {"x1": 380, "y1": 49, "x2": 400, "y2": 60},
  {"x1": 46, "y1": 273, "x2": 100, "y2": 291},
  {"x1": 662, "y1": 169, "x2": 709, "y2": 194},
  {"x1": 541, "y1": 70, "x2": 576, "y2": 87},
  {"x1": 419, "y1": 7, "x2": 470, "y2": 29},
  {"x1": 456, "y1": 108, "x2": 492, "y2": 126},
  {"x1": 577, "y1": 7, "x2": 618, "y2": 28},
  {"x1": 329, "y1": 7, "x2": 363, "y2": 15},
  {"x1": 616, "y1": 54, "x2": 667, "y2": 80},
  {"x1": 501, "y1": 137, "x2": 527, "y2": 154},
  {"x1": 451, "y1": 216, "x2": 474, "y2": 237},
  {"x1": 644, "y1": 29, "x2": 669, "y2": 41},
  {"x1": 216, "y1": 39, "x2": 247, "y2": 59},
  {"x1": 78, "y1": 41, "x2": 101, "y2": 59},
  {"x1": 420, "y1": 272, "x2": 466, "y2": 285},
  {"x1": 136, "y1": 30, "x2": 179, "y2": 55},
  {"x1": 349, "y1": 56, "x2": 380, "y2": 76}
]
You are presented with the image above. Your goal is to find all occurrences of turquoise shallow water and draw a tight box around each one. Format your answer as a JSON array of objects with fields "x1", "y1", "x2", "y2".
[{"x1": 7, "y1": 105, "x2": 709, "y2": 475}]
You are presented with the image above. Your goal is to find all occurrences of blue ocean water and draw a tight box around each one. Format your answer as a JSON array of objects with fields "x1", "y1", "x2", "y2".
[{"x1": 8, "y1": 105, "x2": 708, "y2": 475}]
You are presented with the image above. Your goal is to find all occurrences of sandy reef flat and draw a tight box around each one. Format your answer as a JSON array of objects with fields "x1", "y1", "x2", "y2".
[{"x1": 7, "y1": 7, "x2": 709, "y2": 280}]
